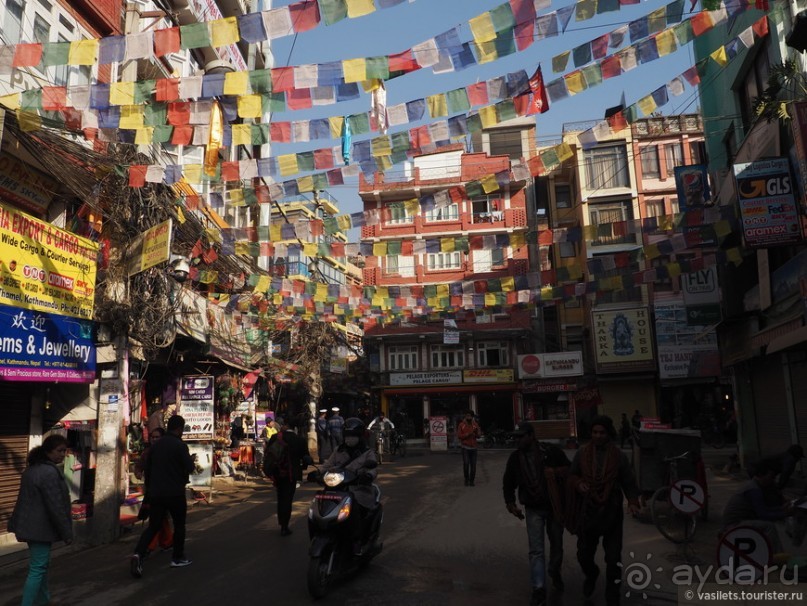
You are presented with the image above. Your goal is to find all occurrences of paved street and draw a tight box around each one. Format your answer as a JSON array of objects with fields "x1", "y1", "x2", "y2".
[{"x1": 0, "y1": 447, "x2": 803, "y2": 605}]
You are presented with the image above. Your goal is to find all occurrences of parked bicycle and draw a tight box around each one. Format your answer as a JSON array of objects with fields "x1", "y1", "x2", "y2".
[
  {"x1": 389, "y1": 429, "x2": 407, "y2": 457},
  {"x1": 482, "y1": 427, "x2": 516, "y2": 448},
  {"x1": 650, "y1": 451, "x2": 707, "y2": 543}
]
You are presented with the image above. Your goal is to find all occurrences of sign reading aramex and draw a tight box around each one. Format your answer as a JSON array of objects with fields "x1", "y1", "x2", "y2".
[
  {"x1": 734, "y1": 158, "x2": 800, "y2": 248},
  {"x1": 0, "y1": 203, "x2": 97, "y2": 320}
]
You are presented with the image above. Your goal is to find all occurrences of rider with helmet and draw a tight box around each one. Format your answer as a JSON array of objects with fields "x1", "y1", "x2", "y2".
[{"x1": 320, "y1": 417, "x2": 378, "y2": 554}]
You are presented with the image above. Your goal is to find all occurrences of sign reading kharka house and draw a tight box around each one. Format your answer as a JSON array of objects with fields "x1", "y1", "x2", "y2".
[
  {"x1": 734, "y1": 158, "x2": 801, "y2": 248},
  {"x1": 0, "y1": 203, "x2": 97, "y2": 320},
  {"x1": 0, "y1": 303, "x2": 95, "y2": 382},
  {"x1": 592, "y1": 308, "x2": 655, "y2": 374}
]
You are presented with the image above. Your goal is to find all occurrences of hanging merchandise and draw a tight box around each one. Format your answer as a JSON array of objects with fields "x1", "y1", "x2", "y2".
[
  {"x1": 205, "y1": 101, "x2": 224, "y2": 177},
  {"x1": 370, "y1": 81, "x2": 388, "y2": 134},
  {"x1": 341, "y1": 118, "x2": 352, "y2": 165}
]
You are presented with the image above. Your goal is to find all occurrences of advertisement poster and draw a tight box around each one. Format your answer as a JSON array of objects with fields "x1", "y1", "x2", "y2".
[
  {"x1": 655, "y1": 300, "x2": 721, "y2": 379},
  {"x1": 429, "y1": 416, "x2": 448, "y2": 451},
  {"x1": 179, "y1": 375, "x2": 215, "y2": 441},
  {"x1": 681, "y1": 267, "x2": 722, "y2": 326},
  {"x1": 592, "y1": 308, "x2": 655, "y2": 373},
  {"x1": 674, "y1": 165, "x2": 712, "y2": 211},
  {"x1": 0, "y1": 303, "x2": 95, "y2": 382},
  {"x1": 517, "y1": 352, "x2": 583, "y2": 379},
  {"x1": 0, "y1": 202, "x2": 97, "y2": 320},
  {"x1": 734, "y1": 158, "x2": 801, "y2": 248},
  {"x1": 187, "y1": 442, "x2": 213, "y2": 488}
]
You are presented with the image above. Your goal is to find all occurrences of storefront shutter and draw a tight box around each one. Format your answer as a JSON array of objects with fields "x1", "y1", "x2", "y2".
[
  {"x1": 787, "y1": 354, "x2": 807, "y2": 449},
  {"x1": 0, "y1": 384, "x2": 31, "y2": 532},
  {"x1": 752, "y1": 356, "x2": 791, "y2": 457}
]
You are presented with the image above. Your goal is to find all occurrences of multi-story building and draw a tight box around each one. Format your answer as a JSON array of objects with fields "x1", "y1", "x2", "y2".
[{"x1": 359, "y1": 139, "x2": 534, "y2": 438}]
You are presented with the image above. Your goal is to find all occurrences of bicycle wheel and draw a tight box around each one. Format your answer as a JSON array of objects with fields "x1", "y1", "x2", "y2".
[
  {"x1": 651, "y1": 486, "x2": 697, "y2": 544},
  {"x1": 397, "y1": 437, "x2": 407, "y2": 457}
]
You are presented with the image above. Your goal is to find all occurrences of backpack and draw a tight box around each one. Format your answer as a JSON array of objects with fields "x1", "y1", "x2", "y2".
[{"x1": 263, "y1": 432, "x2": 292, "y2": 482}]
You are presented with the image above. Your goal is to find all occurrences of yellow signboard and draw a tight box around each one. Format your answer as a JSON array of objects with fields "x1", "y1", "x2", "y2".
[
  {"x1": 0, "y1": 203, "x2": 97, "y2": 319},
  {"x1": 463, "y1": 368, "x2": 515, "y2": 383},
  {"x1": 592, "y1": 307, "x2": 655, "y2": 373},
  {"x1": 126, "y1": 219, "x2": 172, "y2": 276}
]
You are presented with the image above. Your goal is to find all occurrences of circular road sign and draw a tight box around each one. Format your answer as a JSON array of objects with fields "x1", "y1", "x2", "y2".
[
  {"x1": 717, "y1": 525, "x2": 772, "y2": 582},
  {"x1": 670, "y1": 479, "x2": 705, "y2": 514}
]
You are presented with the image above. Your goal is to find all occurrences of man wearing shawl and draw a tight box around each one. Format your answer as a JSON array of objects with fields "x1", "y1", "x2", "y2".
[
  {"x1": 503, "y1": 421, "x2": 569, "y2": 606},
  {"x1": 567, "y1": 415, "x2": 640, "y2": 606}
]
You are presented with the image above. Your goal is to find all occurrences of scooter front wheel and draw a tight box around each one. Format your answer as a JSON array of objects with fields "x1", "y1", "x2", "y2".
[{"x1": 307, "y1": 551, "x2": 332, "y2": 599}]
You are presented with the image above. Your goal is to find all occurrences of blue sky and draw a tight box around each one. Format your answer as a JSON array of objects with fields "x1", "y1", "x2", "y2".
[{"x1": 265, "y1": 0, "x2": 701, "y2": 218}]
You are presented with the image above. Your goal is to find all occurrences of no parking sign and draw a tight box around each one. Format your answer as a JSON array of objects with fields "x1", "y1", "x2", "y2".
[
  {"x1": 670, "y1": 479, "x2": 705, "y2": 514},
  {"x1": 717, "y1": 526, "x2": 772, "y2": 582},
  {"x1": 429, "y1": 416, "x2": 447, "y2": 451}
]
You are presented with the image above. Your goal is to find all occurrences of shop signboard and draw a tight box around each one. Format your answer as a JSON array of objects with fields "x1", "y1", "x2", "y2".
[
  {"x1": 463, "y1": 368, "x2": 515, "y2": 383},
  {"x1": 443, "y1": 319, "x2": 459, "y2": 344},
  {"x1": 517, "y1": 352, "x2": 583, "y2": 379},
  {"x1": 681, "y1": 267, "x2": 721, "y2": 326},
  {"x1": 0, "y1": 154, "x2": 58, "y2": 214},
  {"x1": 0, "y1": 303, "x2": 95, "y2": 382},
  {"x1": 734, "y1": 158, "x2": 801, "y2": 248},
  {"x1": 0, "y1": 202, "x2": 97, "y2": 320},
  {"x1": 179, "y1": 375, "x2": 215, "y2": 441},
  {"x1": 429, "y1": 416, "x2": 448, "y2": 451},
  {"x1": 655, "y1": 300, "x2": 721, "y2": 379},
  {"x1": 521, "y1": 381, "x2": 577, "y2": 393},
  {"x1": 126, "y1": 219, "x2": 172, "y2": 276},
  {"x1": 175, "y1": 287, "x2": 209, "y2": 343},
  {"x1": 207, "y1": 301, "x2": 256, "y2": 369},
  {"x1": 675, "y1": 165, "x2": 712, "y2": 211},
  {"x1": 390, "y1": 370, "x2": 462, "y2": 386},
  {"x1": 592, "y1": 307, "x2": 655, "y2": 373}
]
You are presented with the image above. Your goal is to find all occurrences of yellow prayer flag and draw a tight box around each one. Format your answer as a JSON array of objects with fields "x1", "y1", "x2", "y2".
[
  {"x1": 337, "y1": 215, "x2": 352, "y2": 231},
  {"x1": 667, "y1": 263, "x2": 681, "y2": 279},
  {"x1": 270, "y1": 225, "x2": 282, "y2": 242},
  {"x1": 0, "y1": 93, "x2": 20, "y2": 110},
  {"x1": 427, "y1": 94, "x2": 448, "y2": 118},
  {"x1": 637, "y1": 94, "x2": 657, "y2": 116},
  {"x1": 371, "y1": 136, "x2": 392, "y2": 158},
  {"x1": 329, "y1": 116, "x2": 344, "y2": 139},
  {"x1": 231, "y1": 124, "x2": 252, "y2": 146},
  {"x1": 362, "y1": 79, "x2": 382, "y2": 93},
  {"x1": 710, "y1": 46, "x2": 728, "y2": 67},
  {"x1": 473, "y1": 40, "x2": 498, "y2": 64},
  {"x1": 343, "y1": 58, "x2": 367, "y2": 83},
  {"x1": 254, "y1": 275, "x2": 271, "y2": 293},
  {"x1": 211, "y1": 17, "x2": 240, "y2": 48},
  {"x1": 564, "y1": 71, "x2": 586, "y2": 94},
  {"x1": 135, "y1": 127, "x2": 153, "y2": 145},
  {"x1": 68, "y1": 39, "x2": 98, "y2": 65},
  {"x1": 485, "y1": 292, "x2": 497, "y2": 306},
  {"x1": 110, "y1": 82, "x2": 135, "y2": 106},
  {"x1": 373, "y1": 241, "x2": 387, "y2": 256},
  {"x1": 119, "y1": 105, "x2": 144, "y2": 129},
  {"x1": 437, "y1": 284, "x2": 449, "y2": 298},
  {"x1": 714, "y1": 220, "x2": 733, "y2": 239},
  {"x1": 376, "y1": 155, "x2": 392, "y2": 173},
  {"x1": 556, "y1": 142, "x2": 574, "y2": 163},
  {"x1": 229, "y1": 189, "x2": 245, "y2": 206},
  {"x1": 469, "y1": 12, "x2": 497, "y2": 43},
  {"x1": 479, "y1": 105, "x2": 497, "y2": 128},
  {"x1": 175, "y1": 206, "x2": 185, "y2": 224},
  {"x1": 404, "y1": 198, "x2": 419, "y2": 216},
  {"x1": 237, "y1": 94, "x2": 262, "y2": 119},
  {"x1": 372, "y1": 295, "x2": 384, "y2": 307},
  {"x1": 316, "y1": 283, "x2": 329, "y2": 300},
  {"x1": 510, "y1": 233, "x2": 525, "y2": 248},
  {"x1": 645, "y1": 243, "x2": 660, "y2": 259},
  {"x1": 346, "y1": 0, "x2": 376, "y2": 18},
  {"x1": 440, "y1": 238, "x2": 455, "y2": 252},
  {"x1": 297, "y1": 175, "x2": 314, "y2": 193},
  {"x1": 726, "y1": 248, "x2": 743, "y2": 265},
  {"x1": 235, "y1": 241, "x2": 250, "y2": 255},
  {"x1": 224, "y1": 71, "x2": 249, "y2": 96},
  {"x1": 583, "y1": 225, "x2": 598, "y2": 240},
  {"x1": 17, "y1": 110, "x2": 41, "y2": 132},
  {"x1": 184, "y1": 164, "x2": 202, "y2": 183},
  {"x1": 481, "y1": 174, "x2": 499, "y2": 193},
  {"x1": 656, "y1": 29, "x2": 677, "y2": 56},
  {"x1": 658, "y1": 215, "x2": 674, "y2": 231},
  {"x1": 303, "y1": 242, "x2": 318, "y2": 256},
  {"x1": 278, "y1": 153, "x2": 299, "y2": 176},
  {"x1": 501, "y1": 276, "x2": 515, "y2": 292},
  {"x1": 376, "y1": 287, "x2": 389, "y2": 300},
  {"x1": 540, "y1": 287, "x2": 554, "y2": 301}
]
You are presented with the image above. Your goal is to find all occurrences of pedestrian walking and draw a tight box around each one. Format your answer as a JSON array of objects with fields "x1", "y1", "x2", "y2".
[
  {"x1": 327, "y1": 407, "x2": 345, "y2": 453},
  {"x1": 566, "y1": 415, "x2": 640, "y2": 606},
  {"x1": 502, "y1": 421, "x2": 569, "y2": 606},
  {"x1": 263, "y1": 417, "x2": 312, "y2": 536},
  {"x1": 130, "y1": 415, "x2": 195, "y2": 578},
  {"x1": 619, "y1": 413, "x2": 631, "y2": 448},
  {"x1": 316, "y1": 409, "x2": 329, "y2": 463},
  {"x1": 457, "y1": 410, "x2": 481, "y2": 486},
  {"x1": 134, "y1": 427, "x2": 174, "y2": 554},
  {"x1": 630, "y1": 409, "x2": 642, "y2": 430},
  {"x1": 8, "y1": 435, "x2": 73, "y2": 606}
]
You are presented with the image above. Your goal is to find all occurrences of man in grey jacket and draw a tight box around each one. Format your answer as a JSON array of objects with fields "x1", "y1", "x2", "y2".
[{"x1": 131, "y1": 415, "x2": 195, "y2": 577}]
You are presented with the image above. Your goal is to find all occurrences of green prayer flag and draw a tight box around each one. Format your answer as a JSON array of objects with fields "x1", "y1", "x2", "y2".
[
  {"x1": 648, "y1": 7, "x2": 666, "y2": 34},
  {"x1": 251, "y1": 124, "x2": 269, "y2": 145},
  {"x1": 348, "y1": 112, "x2": 370, "y2": 135},
  {"x1": 391, "y1": 131, "x2": 410, "y2": 153},
  {"x1": 540, "y1": 147, "x2": 560, "y2": 169},
  {"x1": 249, "y1": 69, "x2": 272, "y2": 93},
  {"x1": 297, "y1": 151, "x2": 315, "y2": 172},
  {"x1": 180, "y1": 23, "x2": 210, "y2": 50},
  {"x1": 496, "y1": 99, "x2": 516, "y2": 122},
  {"x1": 702, "y1": 0, "x2": 720, "y2": 9},
  {"x1": 262, "y1": 92, "x2": 286, "y2": 113},
  {"x1": 319, "y1": 0, "x2": 348, "y2": 25},
  {"x1": 386, "y1": 241, "x2": 402, "y2": 255},
  {"x1": 494, "y1": 28, "x2": 516, "y2": 57},
  {"x1": 597, "y1": 0, "x2": 619, "y2": 13},
  {"x1": 365, "y1": 56, "x2": 390, "y2": 80},
  {"x1": 446, "y1": 88, "x2": 471, "y2": 113},
  {"x1": 144, "y1": 102, "x2": 166, "y2": 126},
  {"x1": 466, "y1": 113, "x2": 483, "y2": 133},
  {"x1": 42, "y1": 42, "x2": 69, "y2": 67},
  {"x1": 624, "y1": 104, "x2": 638, "y2": 123},
  {"x1": 573, "y1": 43, "x2": 592, "y2": 67},
  {"x1": 465, "y1": 181, "x2": 483, "y2": 198},
  {"x1": 21, "y1": 90, "x2": 42, "y2": 111},
  {"x1": 576, "y1": 0, "x2": 597, "y2": 21},
  {"x1": 313, "y1": 173, "x2": 329, "y2": 191},
  {"x1": 455, "y1": 237, "x2": 469, "y2": 253},
  {"x1": 553, "y1": 51, "x2": 571, "y2": 73},
  {"x1": 581, "y1": 64, "x2": 602, "y2": 88},
  {"x1": 152, "y1": 125, "x2": 173, "y2": 143},
  {"x1": 490, "y1": 3, "x2": 516, "y2": 31},
  {"x1": 673, "y1": 20, "x2": 693, "y2": 45},
  {"x1": 390, "y1": 150, "x2": 409, "y2": 165},
  {"x1": 244, "y1": 188, "x2": 258, "y2": 206},
  {"x1": 424, "y1": 284, "x2": 437, "y2": 298}
]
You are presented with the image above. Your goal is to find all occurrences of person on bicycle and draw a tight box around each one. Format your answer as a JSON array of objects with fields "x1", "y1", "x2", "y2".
[
  {"x1": 368, "y1": 413, "x2": 395, "y2": 454},
  {"x1": 567, "y1": 415, "x2": 640, "y2": 606},
  {"x1": 319, "y1": 418, "x2": 379, "y2": 555},
  {"x1": 457, "y1": 410, "x2": 481, "y2": 486}
]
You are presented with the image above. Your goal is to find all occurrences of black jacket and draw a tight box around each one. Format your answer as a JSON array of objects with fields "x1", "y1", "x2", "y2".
[
  {"x1": 502, "y1": 441, "x2": 569, "y2": 509},
  {"x1": 145, "y1": 433, "x2": 195, "y2": 498},
  {"x1": 266, "y1": 429, "x2": 310, "y2": 483}
]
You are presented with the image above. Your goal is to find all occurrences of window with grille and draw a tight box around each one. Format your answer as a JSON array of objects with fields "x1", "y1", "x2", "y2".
[
  {"x1": 555, "y1": 183, "x2": 572, "y2": 208},
  {"x1": 664, "y1": 143, "x2": 684, "y2": 178},
  {"x1": 473, "y1": 249, "x2": 505, "y2": 272},
  {"x1": 489, "y1": 129, "x2": 524, "y2": 159},
  {"x1": 645, "y1": 198, "x2": 666, "y2": 218},
  {"x1": 640, "y1": 146, "x2": 660, "y2": 179},
  {"x1": 589, "y1": 201, "x2": 634, "y2": 245},
  {"x1": 477, "y1": 341, "x2": 509, "y2": 367},
  {"x1": 425, "y1": 203, "x2": 459, "y2": 222},
  {"x1": 430, "y1": 345, "x2": 464, "y2": 368},
  {"x1": 584, "y1": 144, "x2": 629, "y2": 189},
  {"x1": 386, "y1": 255, "x2": 415, "y2": 277},
  {"x1": 564, "y1": 326, "x2": 584, "y2": 351},
  {"x1": 559, "y1": 241, "x2": 576, "y2": 258},
  {"x1": 651, "y1": 255, "x2": 673, "y2": 291},
  {"x1": 471, "y1": 195, "x2": 504, "y2": 223},
  {"x1": 427, "y1": 251, "x2": 461, "y2": 270},
  {"x1": 33, "y1": 13, "x2": 49, "y2": 44},
  {"x1": 385, "y1": 203, "x2": 413, "y2": 225},
  {"x1": 389, "y1": 345, "x2": 419, "y2": 371},
  {"x1": 3, "y1": 0, "x2": 24, "y2": 45}
]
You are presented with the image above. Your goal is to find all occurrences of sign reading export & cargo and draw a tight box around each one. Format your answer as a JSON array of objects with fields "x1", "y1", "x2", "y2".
[
  {"x1": 517, "y1": 352, "x2": 583, "y2": 379},
  {"x1": 389, "y1": 371, "x2": 462, "y2": 386},
  {"x1": 734, "y1": 158, "x2": 801, "y2": 248},
  {"x1": 0, "y1": 203, "x2": 97, "y2": 319},
  {"x1": 0, "y1": 302, "x2": 95, "y2": 382}
]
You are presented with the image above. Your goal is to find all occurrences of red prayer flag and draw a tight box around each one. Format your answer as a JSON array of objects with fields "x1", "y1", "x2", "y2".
[
  {"x1": 171, "y1": 125, "x2": 193, "y2": 145},
  {"x1": 607, "y1": 111, "x2": 628, "y2": 130},
  {"x1": 469, "y1": 235, "x2": 485, "y2": 250},
  {"x1": 290, "y1": 0, "x2": 320, "y2": 33},
  {"x1": 601, "y1": 55, "x2": 622, "y2": 79},
  {"x1": 526, "y1": 66, "x2": 549, "y2": 114},
  {"x1": 326, "y1": 169, "x2": 344, "y2": 185},
  {"x1": 310, "y1": 220, "x2": 323, "y2": 236},
  {"x1": 271, "y1": 67, "x2": 295, "y2": 92},
  {"x1": 154, "y1": 27, "x2": 180, "y2": 57},
  {"x1": 467, "y1": 82, "x2": 489, "y2": 106},
  {"x1": 156, "y1": 78, "x2": 180, "y2": 101},
  {"x1": 314, "y1": 148, "x2": 335, "y2": 169},
  {"x1": 62, "y1": 108, "x2": 82, "y2": 131},
  {"x1": 681, "y1": 66, "x2": 700, "y2": 86},
  {"x1": 755, "y1": 0, "x2": 769, "y2": 10},
  {"x1": 42, "y1": 87, "x2": 67, "y2": 110},
  {"x1": 129, "y1": 165, "x2": 147, "y2": 188},
  {"x1": 690, "y1": 12, "x2": 715, "y2": 37},
  {"x1": 527, "y1": 155, "x2": 544, "y2": 176},
  {"x1": 514, "y1": 20, "x2": 535, "y2": 52},
  {"x1": 270, "y1": 122, "x2": 291, "y2": 142},
  {"x1": 13, "y1": 43, "x2": 42, "y2": 68},
  {"x1": 191, "y1": 239, "x2": 204, "y2": 258},
  {"x1": 592, "y1": 35, "x2": 609, "y2": 60},
  {"x1": 752, "y1": 16, "x2": 769, "y2": 38},
  {"x1": 221, "y1": 161, "x2": 240, "y2": 182},
  {"x1": 167, "y1": 101, "x2": 190, "y2": 125},
  {"x1": 401, "y1": 240, "x2": 414, "y2": 255},
  {"x1": 513, "y1": 94, "x2": 530, "y2": 116},
  {"x1": 287, "y1": 88, "x2": 312, "y2": 110},
  {"x1": 389, "y1": 50, "x2": 419, "y2": 73},
  {"x1": 331, "y1": 242, "x2": 345, "y2": 257},
  {"x1": 538, "y1": 230, "x2": 553, "y2": 246}
]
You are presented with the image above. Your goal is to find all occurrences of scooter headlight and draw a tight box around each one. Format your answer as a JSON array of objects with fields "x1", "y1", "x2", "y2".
[
  {"x1": 337, "y1": 497, "x2": 352, "y2": 522},
  {"x1": 323, "y1": 471, "x2": 345, "y2": 487}
]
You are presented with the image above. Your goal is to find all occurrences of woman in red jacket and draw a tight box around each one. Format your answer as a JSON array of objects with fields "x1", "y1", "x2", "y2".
[{"x1": 457, "y1": 410, "x2": 481, "y2": 486}]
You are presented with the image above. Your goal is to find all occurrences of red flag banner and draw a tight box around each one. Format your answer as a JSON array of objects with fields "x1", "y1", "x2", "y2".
[{"x1": 526, "y1": 66, "x2": 550, "y2": 114}]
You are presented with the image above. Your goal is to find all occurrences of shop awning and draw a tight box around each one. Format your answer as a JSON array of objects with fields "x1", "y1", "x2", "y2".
[
  {"x1": 750, "y1": 317, "x2": 804, "y2": 351},
  {"x1": 766, "y1": 324, "x2": 807, "y2": 354}
]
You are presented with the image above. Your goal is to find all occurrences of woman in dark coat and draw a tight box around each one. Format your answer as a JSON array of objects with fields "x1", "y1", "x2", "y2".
[{"x1": 8, "y1": 434, "x2": 73, "y2": 606}]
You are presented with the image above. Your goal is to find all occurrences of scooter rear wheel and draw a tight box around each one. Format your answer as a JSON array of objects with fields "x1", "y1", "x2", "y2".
[{"x1": 307, "y1": 551, "x2": 332, "y2": 599}]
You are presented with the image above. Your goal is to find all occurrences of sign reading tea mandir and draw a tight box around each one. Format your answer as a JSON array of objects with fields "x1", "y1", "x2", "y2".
[{"x1": 0, "y1": 202, "x2": 97, "y2": 320}]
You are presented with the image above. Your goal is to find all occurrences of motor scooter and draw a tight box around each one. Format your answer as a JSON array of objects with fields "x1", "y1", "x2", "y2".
[{"x1": 306, "y1": 462, "x2": 383, "y2": 598}]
